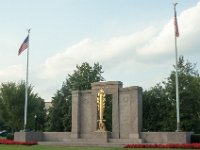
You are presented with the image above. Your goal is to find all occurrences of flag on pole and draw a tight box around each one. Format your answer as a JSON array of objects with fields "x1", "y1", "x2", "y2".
[
  {"x1": 18, "y1": 35, "x2": 29, "y2": 55},
  {"x1": 174, "y1": 9, "x2": 179, "y2": 37}
]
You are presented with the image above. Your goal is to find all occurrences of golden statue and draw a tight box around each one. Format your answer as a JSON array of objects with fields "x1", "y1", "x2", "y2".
[{"x1": 97, "y1": 88, "x2": 106, "y2": 131}]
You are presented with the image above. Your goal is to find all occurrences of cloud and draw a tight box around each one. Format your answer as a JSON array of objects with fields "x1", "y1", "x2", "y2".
[
  {"x1": 0, "y1": 65, "x2": 24, "y2": 82},
  {"x1": 138, "y1": 2, "x2": 200, "y2": 60},
  {"x1": 0, "y1": 1, "x2": 199, "y2": 102},
  {"x1": 38, "y1": 38, "x2": 96, "y2": 78},
  {"x1": 38, "y1": 1, "x2": 200, "y2": 91},
  {"x1": 39, "y1": 26, "x2": 159, "y2": 79},
  {"x1": 178, "y1": 2, "x2": 200, "y2": 52}
]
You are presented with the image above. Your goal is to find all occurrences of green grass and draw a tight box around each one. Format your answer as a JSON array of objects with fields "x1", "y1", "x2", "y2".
[{"x1": 0, "y1": 145, "x2": 196, "y2": 150}]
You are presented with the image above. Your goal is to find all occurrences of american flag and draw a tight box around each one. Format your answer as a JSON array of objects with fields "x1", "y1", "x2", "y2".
[
  {"x1": 18, "y1": 35, "x2": 29, "y2": 55},
  {"x1": 174, "y1": 9, "x2": 179, "y2": 37}
]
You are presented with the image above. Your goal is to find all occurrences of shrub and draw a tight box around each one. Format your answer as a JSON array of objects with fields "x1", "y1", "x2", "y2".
[
  {"x1": 0, "y1": 139, "x2": 37, "y2": 145},
  {"x1": 191, "y1": 134, "x2": 200, "y2": 143},
  {"x1": 6, "y1": 133, "x2": 14, "y2": 140}
]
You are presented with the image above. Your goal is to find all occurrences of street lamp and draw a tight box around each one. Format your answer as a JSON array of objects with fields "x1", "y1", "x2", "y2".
[{"x1": 34, "y1": 115, "x2": 37, "y2": 131}]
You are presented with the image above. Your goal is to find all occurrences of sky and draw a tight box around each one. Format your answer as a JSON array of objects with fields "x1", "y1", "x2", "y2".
[{"x1": 0, "y1": 0, "x2": 200, "y2": 102}]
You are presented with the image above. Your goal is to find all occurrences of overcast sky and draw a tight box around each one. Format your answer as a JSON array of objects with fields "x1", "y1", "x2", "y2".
[{"x1": 0, "y1": 0, "x2": 200, "y2": 101}]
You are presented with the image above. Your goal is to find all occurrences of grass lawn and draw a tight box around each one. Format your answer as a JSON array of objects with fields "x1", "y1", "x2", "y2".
[{"x1": 0, "y1": 145, "x2": 197, "y2": 150}]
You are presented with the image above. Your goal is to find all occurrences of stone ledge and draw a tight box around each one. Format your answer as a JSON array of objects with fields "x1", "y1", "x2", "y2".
[
  {"x1": 38, "y1": 141, "x2": 125, "y2": 147},
  {"x1": 140, "y1": 132, "x2": 193, "y2": 144}
]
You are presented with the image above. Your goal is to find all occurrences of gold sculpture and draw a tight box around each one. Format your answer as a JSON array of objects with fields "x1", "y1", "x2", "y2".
[{"x1": 97, "y1": 88, "x2": 106, "y2": 131}]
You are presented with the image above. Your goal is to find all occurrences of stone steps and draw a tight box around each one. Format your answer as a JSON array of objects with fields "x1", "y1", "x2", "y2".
[
  {"x1": 34, "y1": 131, "x2": 142, "y2": 147},
  {"x1": 63, "y1": 138, "x2": 142, "y2": 144},
  {"x1": 38, "y1": 137, "x2": 142, "y2": 147},
  {"x1": 38, "y1": 141, "x2": 125, "y2": 147},
  {"x1": 108, "y1": 138, "x2": 143, "y2": 144}
]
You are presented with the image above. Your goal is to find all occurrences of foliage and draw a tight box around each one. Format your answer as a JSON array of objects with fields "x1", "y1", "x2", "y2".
[
  {"x1": 0, "y1": 119, "x2": 7, "y2": 131},
  {"x1": 191, "y1": 134, "x2": 200, "y2": 143},
  {"x1": 105, "y1": 95, "x2": 112, "y2": 131},
  {"x1": 143, "y1": 84, "x2": 175, "y2": 131},
  {"x1": 143, "y1": 56, "x2": 200, "y2": 132},
  {"x1": 0, "y1": 81, "x2": 46, "y2": 132},
  {"x1": 0, "y1": 139, "x2": 37, "y2": 145},
  {"x1": 6, "y1": 133, "x2": 14, "y2": 140},
  {"x1": 47, "y1": 62, "x2": 104, "y2": 131},
  {"x1": 165, "y1": 56, "x2": 200, "y2": 132},
  {"x1": 47, "y1": 89, "x2": 69, "y2": 131}
]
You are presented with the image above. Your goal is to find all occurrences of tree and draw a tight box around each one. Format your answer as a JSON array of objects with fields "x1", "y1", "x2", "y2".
[
  {"x1": 105, "y1": 95, "x2": 112, "y2": 131},
  {"x1": 143, "y1": 56, "x2": 200, "y2": 132},
  {"x1": 143, "y1": 84, "x2": 175, "y2": 131},
  {"x1": 0, "y1": 81, "x2": 46, "y2": 132},
  {"x1": 47, "y1": 62, "x2": 104, "y2": 131},
  {"x1": 165, "y1": 56, "x2": 200, "y2": 132},
  {"x1": 46, "y1": 90, "x2": 68, "y2": 131}
]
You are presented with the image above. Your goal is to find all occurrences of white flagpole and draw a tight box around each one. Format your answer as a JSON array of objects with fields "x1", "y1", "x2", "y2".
[
  {"x1": 24, "y1": 29, "x2": 31, "y2": 130},
  {"x1": 173, "y1": 3, "x2": 180, "y2": 131}
]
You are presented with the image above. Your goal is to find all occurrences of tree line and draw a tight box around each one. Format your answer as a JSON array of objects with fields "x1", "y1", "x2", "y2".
[{"x1": 0, "y1": 57, "x2": 200, "y2": 133}]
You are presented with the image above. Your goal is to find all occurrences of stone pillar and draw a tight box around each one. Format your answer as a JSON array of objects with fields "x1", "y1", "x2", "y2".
[
  {"x1": 90, "y1": 90, "x2": 98, "y2": 132},
  {"x1": 112, "y1": 92, "x2": 120, "y2": 138},
  {"x1": 119, "y1": 86, "x2": 142, "y2": 140},
  {"x1": 71, "y1": 90, "x2": 81, "y2": 139},
  {"x1": 128, "y1": 86, "x2": 142, "y2": 139}
]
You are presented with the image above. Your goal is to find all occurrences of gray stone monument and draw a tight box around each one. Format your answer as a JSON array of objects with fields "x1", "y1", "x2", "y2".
[
  {"x1": 14, "y1": 81, "x2": 192, "y2": 146},
  {"x1": 70, "y1": 81, "x2": 143, "y2": 144}
]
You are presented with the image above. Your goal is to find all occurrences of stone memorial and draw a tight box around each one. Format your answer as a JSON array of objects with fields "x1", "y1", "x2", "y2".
[{"x1": 14, "y1": 81, "x2": 192, "y2": 146}]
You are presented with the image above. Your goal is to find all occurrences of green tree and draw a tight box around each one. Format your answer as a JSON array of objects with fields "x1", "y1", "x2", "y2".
[
  {"x1": 47, "y1": 90, "x2": 68, "y2": 131},
  {"x1": 143, "y1": 84, "x2": 175, "y2": 131},
  {"x1": 105, "y1": 95, "x2": 112, "y2": 131},
  {"x1": 165, "y1": 56, "x2": 200, "y2": 132},
  {"x1": 0, "y1": 81, "x2": 46, "y2": 132},
  {"x1": 47, "y1": 62, "x2": 104, "y2": 131},
  {"x1": 143, "y1": 56, "x2": 200, "y2": 132}
]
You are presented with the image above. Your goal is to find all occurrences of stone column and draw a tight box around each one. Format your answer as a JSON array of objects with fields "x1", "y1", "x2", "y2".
[
  {"x1": 90, "y1": 90, "x2": 98, "y2": 132},
  {"x1": 71, "y1": 90, "x2": 81, "y2": 139},
  {"x1": 112, "y1": 92, "x2": 120, "y2": 138},
  {"x1": 128, "y1": 87, "x2": 142, "y2": 139}
]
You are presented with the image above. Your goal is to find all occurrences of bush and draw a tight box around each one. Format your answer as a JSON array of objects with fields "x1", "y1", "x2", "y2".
[
  {"x1": 6, "y1": 133, "x2": 14, "y2": 140},
  {"x1": 0, "y1": 139, "x2": 37, "y2": 145},
  {"x1": 191, "y1": 134, "x2": 200, "y2": 143}
]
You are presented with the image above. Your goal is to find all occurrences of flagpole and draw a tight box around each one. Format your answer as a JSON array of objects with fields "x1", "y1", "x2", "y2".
[
  {"x1": 24, "y1": 29, "x2": 31, "y2": 130},
  {"x1": 173, "y1": 3, "x2": 180, "y2": 132}
]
